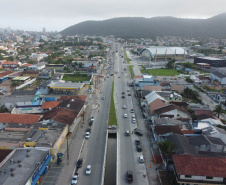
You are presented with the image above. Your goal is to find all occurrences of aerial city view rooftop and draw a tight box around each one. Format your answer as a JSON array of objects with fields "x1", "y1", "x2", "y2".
[{"x1": 0, "y1": 1, "x2": 226, "y2": 185}]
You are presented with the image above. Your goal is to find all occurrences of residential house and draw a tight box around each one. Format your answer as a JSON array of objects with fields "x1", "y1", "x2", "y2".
[
  {"x1": 173, "y1": 154, "x2": 226, "y2": 185},
  {"x1": 185, "y1": 68, "x2": 194, "y2": 74},
  {"x1": 38, "y1": 70, "x2": 52, "y2": 79},
  {"x1": 170, "y1": 83, "x2": 185, "y2": 93},
  {"x1": 41, "y1": 101, "x2": 61, "y2": 112},
  {"x1": 40, "y1": 97, "x2": 86, "y2": 131},
  {"x1": 157, "y1": 91, "x2": 182, "y2": 102},
  {"x1": 202, "y1": 126, "x2": 226, "y2": 144},
  {"x1": 166, "y1": 134, "x2": 198, "y2": 155},
  {"x1": 188, "y1": 135, "x2": 226, "y2": 153},
  {"x1": 153, "y1": 125, "x2": 184, "y2": 142},
  {"x1": 143, "y1": 85, "x2": 162, "y2": 91},
  {"x1": 27, "y1": 61, "x2": 46, "y2": 71},
  {"x1": 0, "y1": 60, "x2": 21, "y2": 69},
  {"x1": 213, "y1": 92, "x2": 226, "y2": 104},
  {"x1": 23, "y1": 70, "x2": 39, "y2": 78},
  {"x1": 210, "y1": 71, "x2": 226, "y2": 86},
  {"x1": 153, "y1": 104, "x2": 190, "y2": 119},
  {"x1": 142, "y1": 91, "x2": 167, "y2": 117}
]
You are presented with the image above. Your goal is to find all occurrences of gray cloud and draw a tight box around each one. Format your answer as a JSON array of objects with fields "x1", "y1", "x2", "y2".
[{"x1": 0, "y1": 0, "x2": 225, "y2": 31}]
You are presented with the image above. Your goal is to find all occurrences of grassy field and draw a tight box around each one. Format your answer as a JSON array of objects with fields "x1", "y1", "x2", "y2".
[
  {"x1": 62, "y1": 74, "x2": 90, "y2": 82},
  {"x1": 128, "y1": 65, "x2": 135, "y2": 78},
  {"x1": 140, "y1": 68, "x2": 180, "y2": 76},
  {"x1": 124, "y1": 50, "x2": 130, "y2": 64},
  {"x1": 108, "y1": 80, "x2": 117, "y2": 126}
]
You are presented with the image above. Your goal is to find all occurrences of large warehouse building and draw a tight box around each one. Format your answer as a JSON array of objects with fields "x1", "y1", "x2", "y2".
[
  {"x1": 194, "y1": 57, "x2": 226, "y2": 67},
  {"x1": 139, "y1": 46, "x2": 187, "y2": 61}
]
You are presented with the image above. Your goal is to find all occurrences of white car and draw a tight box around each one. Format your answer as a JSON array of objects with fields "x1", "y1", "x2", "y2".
[
  {"x1": 139, "y1": 156, "x2": 144, "y2": 163},
  {"x1": 123, "y1": 105, "x2": 126, "y2": 109},
  {"x1": 132, "y1": 118, "x2": 136, "y2": 123},
  {"x1": 132, "y1": 115, "x2": 135, "y2": 118},
  {"x1": 90, "y1": 116, "x2": 94, "y2": 121},
  {"x1": 85, "y1": 132, "x2": 90, "y2": 139},
  {"x1": 71, "y1": 173, "x2": 79, "y2": 184},
  {"x1": 86, "y1": 165, "x2": 91, "y2": 175},
  {"x1": 123, "y1": 114, "x2": 128, "y2": 118}
]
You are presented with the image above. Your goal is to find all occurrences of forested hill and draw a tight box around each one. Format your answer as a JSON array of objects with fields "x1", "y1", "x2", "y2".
[{"x1": 60, "y1": 13, "x2": 226, "y2": 38}]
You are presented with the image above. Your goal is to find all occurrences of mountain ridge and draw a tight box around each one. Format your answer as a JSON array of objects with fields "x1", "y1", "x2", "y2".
[{"x1": 60, "y1": 13, "x2": 226, "y2": 38}]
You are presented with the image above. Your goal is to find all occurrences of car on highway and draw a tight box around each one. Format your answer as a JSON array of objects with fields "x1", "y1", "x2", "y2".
[
  {"x1": 122, "y1": 95, "x2": 125, "y2": 98},
  {"x1": 132, "y1": 118, "x2": 136, "y2": 123},
  {"x1": 125, "y1": 130, "x2": 130, "y2": 136},
  {"x1": 127, "y1": 171, "x2": 133, "y2": 183},
  {"x1": 123, "y1": 105, "x2": 126, "y2": 109},
  {"x1": 85, "y1": 132, "x2": 90, "y2": 139},
  {"x1": 90, "y1": 116, "x2": 94, "y2": 121},
  {"x1": 86, "y1": 165, "x2": 92, "y2": 175},
  {"x1": 136, "y1": 145, "x2": 142, "y2": 152},
  {"x1": 76, "y1": 159, "x2": 83, "y2": 168},
  {"x1": 130, "y1": 109, "x2": 134, "y2": 113},
  {"x1": 101, "y1": 96, "x2": 105, "y2": 100},
  {"x1": 71, "y1": 173, "x2": 79, "y2": 185},
  {"x1": 89, "y1": 120, "x2": 93, "y2": 126},
  {"x1": 128, "y1": 93, "x2": 131, "y2": 96},
  {"x1": 86, "y1": 128, "x2": 91, "y2": 133},
  {"x1": 123, "y1": 114, "x2": 128, "y2": 118},
  {"x1": 132, "y1": 114, "x2": 135, "y2": 118},
  {"x1": 135, "y1": 139, "x2": 141, "y2": 145},
  {"x1": 135, "y1": 129, "x2": 143, "y2": 136},
  {"x1": 139, "y1": 156, "x2": 144, "y2": 163}
]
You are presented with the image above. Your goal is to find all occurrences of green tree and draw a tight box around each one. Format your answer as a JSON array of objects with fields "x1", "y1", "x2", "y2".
[
  {"x1": 213, "y1": 105, "x2": 226, "y2": 118},
  {"x1": 158, "y1": 140, "x2": 176, "y2": 161},
  {"x1": 166, "y1": 59, "x2": 176, "y2": 69},
  {"x1": 78, "y1": 62, "x2": 83, "y2": 68}
]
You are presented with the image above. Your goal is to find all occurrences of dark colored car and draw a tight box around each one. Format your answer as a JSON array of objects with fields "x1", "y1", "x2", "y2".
[
  {"x1": 135, "y1": 139, "x2": 141, "y2": 145},
  {"x1": 89, "y1": 120, "x2": 93, "y2": 126},
  {"x1": 130, "y1": 109, "x2": 134, "y2": 113},
  {"x1": 86, "y1": 128, "x2": 91, "y2": 133},
  {"x1": 127, "y1": 171, "x2": 133, "y2": 183},
  {"x1": 136, "y1": 145, "x2": 142, "y2": 152},
  {"x1": 122, "y1": 95, "x2": 125, "y2": 98},
  {"x1": 76, "y1": 159, "x2": 83, "y2": 168},
  {"x1": 128, "y1": 93, "x2": 131, "y2": 96},
  {"x1": 135, "y1": 129, "x2": 143, "y2": 136}
]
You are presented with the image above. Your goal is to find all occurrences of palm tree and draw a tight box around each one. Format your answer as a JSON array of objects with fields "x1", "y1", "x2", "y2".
[
  {"x1": 158, "y1": 140, "x2": 176, "y2": 164},
  {"x1": 213, "y1": 105, "x2": 226, "y2": 118}
]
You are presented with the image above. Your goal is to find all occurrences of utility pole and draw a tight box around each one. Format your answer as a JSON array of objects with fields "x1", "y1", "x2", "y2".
[{"x1": 67, "y1": 137, "x2": 69, "y2": 165}]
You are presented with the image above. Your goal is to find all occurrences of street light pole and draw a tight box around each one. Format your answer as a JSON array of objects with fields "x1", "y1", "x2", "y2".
[{"x1": 67, "y1": 137, "x2": 69, "y2": 165}]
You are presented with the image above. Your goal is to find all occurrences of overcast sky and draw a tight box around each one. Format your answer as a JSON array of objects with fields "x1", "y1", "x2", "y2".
[{"x1": 0, "y1": 0, "x2": 226, "y2": 32}]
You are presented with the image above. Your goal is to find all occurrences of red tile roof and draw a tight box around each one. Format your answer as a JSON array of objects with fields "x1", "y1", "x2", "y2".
[
  {"x1": 134, "y1": 75, "x2": 143, "y2": 79},
  {"x1": 21, "y1": 63, "x2": 32, "y2": 67},
  {"x1": 154, "y1": 104, "x2": 190, "y2": 115},
  {"x1": 0, "y1": 71, "x2": 14, "y2": 78},
  {"x1": 41, "y1": 101, "x2": 61, "y2": 109},
  {"x1": 155, "y1": 125, "x2": 184, "y2": 135},
  {"x1": 41, "y1": 108, "x2": 76, "y2": 125},
  {"x1": 173, "y1": 154, "x2": 226, "y2": 177},
  {"x1": 0, "y1": 113, "x2": 42, "y2": 124},
  {"x1": 1, "y1": 61, "x2": 19, "y2": 65}
]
